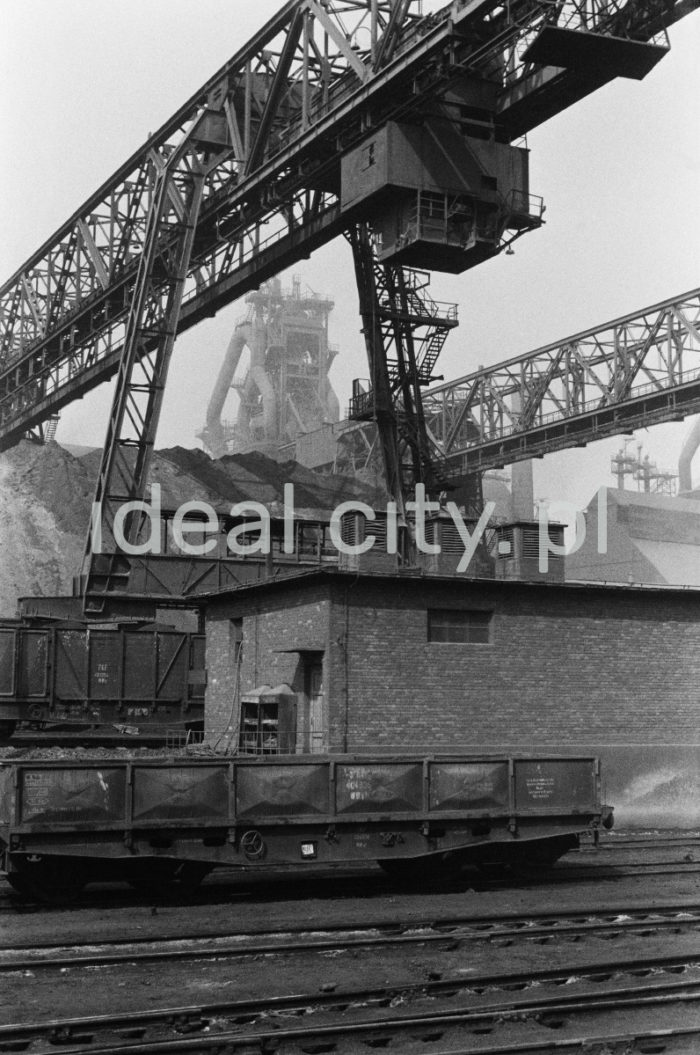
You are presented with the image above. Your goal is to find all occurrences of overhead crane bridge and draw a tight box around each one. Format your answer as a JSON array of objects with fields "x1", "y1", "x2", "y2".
[
  {"x1": 423, "y1": 286, "x2": 700, "y2": 474},
  {"x1": 289, "y1": 286, "x2": 700, "y2": 479},
  {"x1": 0, "y1": 0, "x2": 697, "y2": 612}
]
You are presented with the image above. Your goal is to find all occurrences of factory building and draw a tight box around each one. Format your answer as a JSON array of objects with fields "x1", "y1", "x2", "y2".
[
  {"x1": 567, "y1": 486, "x2": 700, "y2": 586},
  {"x1": 204, "y1": 568, "x2": 700, "y2": 827}
]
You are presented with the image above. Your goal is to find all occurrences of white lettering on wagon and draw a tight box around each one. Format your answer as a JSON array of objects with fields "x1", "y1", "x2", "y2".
[{"x1": 525, "y1": 777, "x2": 556, "y2": 800}]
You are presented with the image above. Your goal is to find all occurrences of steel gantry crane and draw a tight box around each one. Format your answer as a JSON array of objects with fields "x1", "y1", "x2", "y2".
[
  {"x1": 0, "y1": 0, "x2": 697, "y2": 612},
  {"x1": 424, "y1": 286, "x2": 700, "y2": 474}
]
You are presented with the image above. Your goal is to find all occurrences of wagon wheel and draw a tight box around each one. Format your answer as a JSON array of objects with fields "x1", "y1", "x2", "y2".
[
  {"x1": 17, "y1": 859, "x2": 88, "y2": 905},
  {"x1": 6, "y1": 873, "x2": 34, "y2": 898},
  {"x1": 475, "y1": 860, "x2": 507, "y2": 880},
  {"x1": 127, "y1": 861, "x2": 179, "y2": 896},
  {"x1": 173, "y1": 862, "x2": 212, "y2": 894},
  {"x1": 0, "y1": 720, "x2": 16, "y2": 741},
  {"x1": 128, "y1": 861, "x2": 212, "y2": 897},
  {"x1": 378, "y1": 855, "x2": 463, "y2": 885},
  {"x1": 376, "y1": 858, "x2": 406, "y2": 879},
  {"x1": 509, "y1": 835, "x2": 577, "y2": 878}
]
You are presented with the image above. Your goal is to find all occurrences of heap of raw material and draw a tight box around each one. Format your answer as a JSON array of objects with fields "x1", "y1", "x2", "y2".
[
  {"x1": 0, "y1": 441, "x2": 383, "y2": 616},
  {"x1": 0, "y1": 442, "x2": 92, "y2": 616}
]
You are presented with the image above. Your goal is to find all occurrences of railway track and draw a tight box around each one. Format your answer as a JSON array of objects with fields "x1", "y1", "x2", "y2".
[
  {"x1": 579, "y1": 834, "x2": 700, "y2": 852},
  {"x1": 1, "y1": 904, "x2": 698, "y2": 971},
  {"x1": 1, "y1": 954, "x2": 698, "y2": 1054},
  {"x1": 2, "y1": 853, "x2": 698, "y2": 1054}
]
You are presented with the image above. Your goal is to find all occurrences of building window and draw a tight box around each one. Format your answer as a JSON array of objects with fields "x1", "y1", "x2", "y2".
[
  {"x1": 229, "y1": 618, "x2": 243, "y2": 664},
  {"x1": 428, "y1": 609, "x2": 492, "y2": 644}
]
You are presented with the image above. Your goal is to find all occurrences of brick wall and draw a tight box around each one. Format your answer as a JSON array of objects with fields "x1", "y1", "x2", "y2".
[
  {"x1": 205, "y1": 584, "x2": 330, "y2": 748},
  {"x1": 329, "y1": 578, "x2": 700, "y2": 752},
  {"x1": 204, "y1": 573, "x2": 700, "y2": 755},
  {"x1": 203, "y1": 572, "x2": 700, "y2": 824}
]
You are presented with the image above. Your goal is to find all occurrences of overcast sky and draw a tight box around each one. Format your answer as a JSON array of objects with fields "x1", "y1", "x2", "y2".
[{"x1": 2, "y1": 0, "x2": 699, "y2": 511}]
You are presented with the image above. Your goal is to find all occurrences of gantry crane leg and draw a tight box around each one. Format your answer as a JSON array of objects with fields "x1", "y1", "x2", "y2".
[
  {"x1": 348, "y1": 222, "x2": 486, "y2": 529},
  {"x1": 81, "y1": 115, "x2": 229, "y2": 612}
]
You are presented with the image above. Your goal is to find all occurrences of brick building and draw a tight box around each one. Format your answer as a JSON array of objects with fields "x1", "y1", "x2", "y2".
[{"x1": 203, "y1": 570, "x2": 700, "y2": 826}]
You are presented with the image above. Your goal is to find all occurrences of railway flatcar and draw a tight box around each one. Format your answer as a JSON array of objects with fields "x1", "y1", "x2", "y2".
[
  {"x1": 0, "y1": 619, "x2": 206, "y2": 739},
  {"x1": 0, "y1": 752, "x2": 613, "y2": 902}
]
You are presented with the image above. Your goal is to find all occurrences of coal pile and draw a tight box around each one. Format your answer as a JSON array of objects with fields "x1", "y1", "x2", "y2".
[
  {"x1": 0, "y1": 441, "x2": 383, "y2": 615},
  {"x1": 0, "y1": 442, "x2": 92, "y2": 616}
]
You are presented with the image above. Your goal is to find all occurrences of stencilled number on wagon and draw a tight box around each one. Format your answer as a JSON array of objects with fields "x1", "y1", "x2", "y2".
[
  {"x1": 24, "y1": 772, "x2": 52, "y2": 787},
  {"x1": 525, "y1": 776, "x2": 555, "y2": 800},
  {"x1": 344, "y1": 774, "x2": 375, "y2": 802}
]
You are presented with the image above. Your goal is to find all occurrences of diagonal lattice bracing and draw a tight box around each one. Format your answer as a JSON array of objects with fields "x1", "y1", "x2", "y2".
[
  {"x1": 423, "y1": 288, "x2": 700, "y2": 473},
  {"x1": 80, "y1": 114, "x2": 228, "y2": 610},
  {"x1": 1, "y1": 0, "x2": 691, "y2": 451}
]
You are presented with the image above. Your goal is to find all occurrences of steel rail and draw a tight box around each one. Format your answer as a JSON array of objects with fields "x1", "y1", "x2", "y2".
[
  {"x1": 541, "y1": 860, "x2": 700, "y2": 872},
  {"x1": 31, "y1": 1000, "x2": 700, "y2": 1055},
  {"x1": 1, "y1": 959, "x2": 698, "y2": 1054},
  {"x1": 1, "y1": 907, "x2": 697, "y2": 973},
  {"x1": 3, "y1": 898, "x2": 698, "y2": 949}
]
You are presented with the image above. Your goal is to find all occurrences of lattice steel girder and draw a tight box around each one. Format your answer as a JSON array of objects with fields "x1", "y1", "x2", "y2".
[
  {"x1": 1, "y1": 0, "x2": 691, "y2": 450},
  {"x1": 423, "y1": 288, "x2": 700, "y2": 472},
  {"x1": 81, "y1": 125, "x2": 212, "y2": 608}
]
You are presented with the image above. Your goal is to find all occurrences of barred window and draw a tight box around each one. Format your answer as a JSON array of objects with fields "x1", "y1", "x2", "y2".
[{"x1": 428, "y1": 609, "x2": 492, "y2": 644}]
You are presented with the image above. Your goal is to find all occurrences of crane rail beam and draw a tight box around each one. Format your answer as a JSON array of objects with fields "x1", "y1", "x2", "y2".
[
  {"x1": 422, "y1": 287, "x2": 700, "y2": 472},
  {"x1": 0, "y1": 202, "x2": 344, "y2": 454},
  {"x1": 1, "y1": 0, "x2": 694, "y2": 451},
  {"x1": 446, "y1": 380, "x2": 700, "y2": 473}
]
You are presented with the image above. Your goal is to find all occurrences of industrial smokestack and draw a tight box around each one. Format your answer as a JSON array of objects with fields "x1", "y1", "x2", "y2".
[
  {"x1": 511, "y1": 460, "x2": 534, "y2": 519},
  {"x1": 509, "y1": 391, "x2": 534, "y2": 518},
  {"x1": 678, "y1": 416, "x2": 700, "y2": 492},
  {"x1": 202, "y1": 323, "x2": 250, "y2": 457}
]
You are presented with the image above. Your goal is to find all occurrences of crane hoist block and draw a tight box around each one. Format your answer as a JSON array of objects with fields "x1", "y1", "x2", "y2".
[{"x1": 340, "y1": 118, "x2": 536, "y2": 273}]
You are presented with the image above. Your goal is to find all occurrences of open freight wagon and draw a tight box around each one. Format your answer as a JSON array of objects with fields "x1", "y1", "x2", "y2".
[
  {"x1": 0, "y1": 753, "x2": 613, "y2": 901},
  {"x1": 0, "y1": 621, "x2": 206, "y2": 738}
]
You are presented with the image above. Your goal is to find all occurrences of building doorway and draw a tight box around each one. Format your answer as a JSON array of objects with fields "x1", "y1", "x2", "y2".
[{"x1": 302, "y1": 654, "x2": 325, "y2": 753}]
